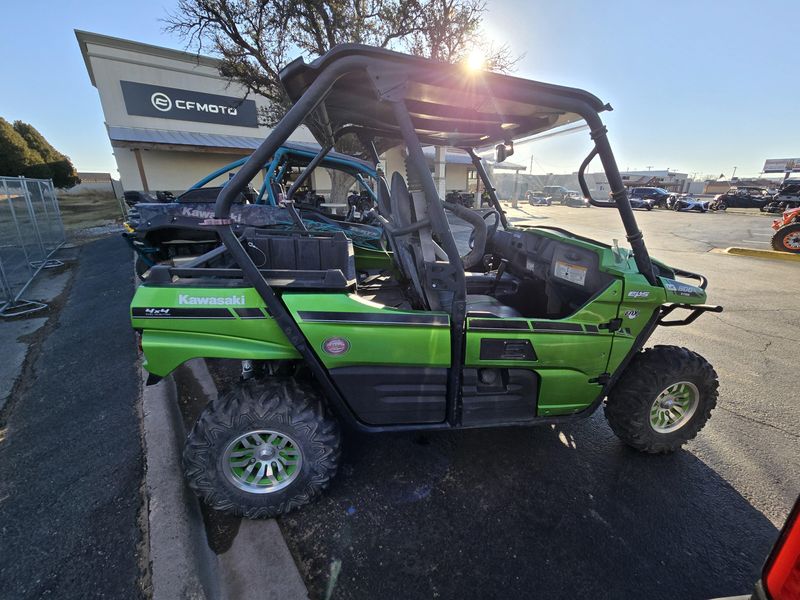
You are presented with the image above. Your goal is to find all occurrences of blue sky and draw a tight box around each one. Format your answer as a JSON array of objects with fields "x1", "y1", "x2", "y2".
[{"x1": 0, "y1": 0, "x2": 796, "y2": 179}]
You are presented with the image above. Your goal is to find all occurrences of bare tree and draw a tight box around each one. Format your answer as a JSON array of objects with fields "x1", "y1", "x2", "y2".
[
  {"x1": 166, "y1": 0, "x2": 520, "y2": 200},
  {"x1": 405, "y1": 0, "x2": 520, "y2": 71}
]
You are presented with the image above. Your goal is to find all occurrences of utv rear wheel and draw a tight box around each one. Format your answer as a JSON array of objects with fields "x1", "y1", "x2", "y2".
[
  {"x1": 605, "y1": 345, "x2": 718, "y2": 453},
  {"x1": 771, "y1": 223, "x2": 800, "y2": 253},
  {"x1": 183, "y1": 379, "x2": 340, "y2": 518}
]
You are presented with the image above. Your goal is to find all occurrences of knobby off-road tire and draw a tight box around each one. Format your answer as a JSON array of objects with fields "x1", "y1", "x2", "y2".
[
  {"x1": 183, "y1": 379, "x2": 341, "y2": 519},
  {"x1": 605, "y1": 345, "x2": 718, "y2": 453},
  {"x1": 771, "y1": 223, "x2": 800, "y2": 253}
]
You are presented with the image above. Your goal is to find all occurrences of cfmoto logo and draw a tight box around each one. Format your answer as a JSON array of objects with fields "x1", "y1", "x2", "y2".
[{"x1": 150, "y1": 92, "x2": 172, "y2": 112}]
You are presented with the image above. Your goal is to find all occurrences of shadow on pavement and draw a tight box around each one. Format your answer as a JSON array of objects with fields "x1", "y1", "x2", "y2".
[{"x1": 279, "y1": 413, "x2": 777, "y2": 600}]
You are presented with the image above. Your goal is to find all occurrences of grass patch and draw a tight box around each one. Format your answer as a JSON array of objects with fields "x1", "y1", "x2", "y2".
[{"x1": 57, "y1": 193, "x2": 124, "y2": 231}]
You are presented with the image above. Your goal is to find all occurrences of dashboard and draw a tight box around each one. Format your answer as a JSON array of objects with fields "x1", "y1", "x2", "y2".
[{"x1": 488, "y1": 229, "x2": 616, "y2": 315}]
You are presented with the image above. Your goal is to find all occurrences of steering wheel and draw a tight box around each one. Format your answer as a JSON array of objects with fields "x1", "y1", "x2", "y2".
[
  {"x1": 469, "y1": 210, "x2": 500, "y2": 250},
  {"x1": 442, "y1": 202, "x2": 491, "y2": 270}
]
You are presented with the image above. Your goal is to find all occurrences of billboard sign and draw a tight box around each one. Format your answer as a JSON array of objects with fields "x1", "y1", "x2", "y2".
[
  {"x1": 763, "y1": 158, "x2": 800, "y2": 173},
  {"x1": 120, "y1": 81, "x2": 259, "y2": 128}
]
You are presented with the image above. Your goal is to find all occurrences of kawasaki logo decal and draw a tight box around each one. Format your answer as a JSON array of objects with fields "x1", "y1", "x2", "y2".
[{"x1": 178, "y1": 294, "x2": 245, "y2": 305}]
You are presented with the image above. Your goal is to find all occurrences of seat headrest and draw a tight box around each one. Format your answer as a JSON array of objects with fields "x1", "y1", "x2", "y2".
[
  {"x1": 376, "y1": 176, "x2": 392, "y2": 218},
  {"x1": 390, "y1": 172, "x2": 414, "y2": 228}
]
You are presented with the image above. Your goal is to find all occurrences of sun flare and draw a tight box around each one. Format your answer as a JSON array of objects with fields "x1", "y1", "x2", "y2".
[{"x1": 465, "y1": 48, "x2": 486, "y2": 72}]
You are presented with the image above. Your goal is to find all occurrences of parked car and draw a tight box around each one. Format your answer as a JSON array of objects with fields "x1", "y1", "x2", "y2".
[
  {"x1": 541, "y1": 186, "x2": 571, "y2": 203},
  {"x1": 609, "y1": 194, "x2": 653, "y2": 210},
  {"x1": 526, "y1": 190, "x2": 551, "y2": 206},
  {"x1": 774, "y1": 179, "x2": 800, "y2": 201},
  {"x1": 563, "y1": 191, "x2": 589, "y2": 207},
  {"x1": 629, "y1": 186, "x2": 671, "y2": 208},
  {"x1": 713, "y1": 186, "x2": 770, "y2": 209},
  {"x1": 763, "y1": 179, "x2": 800, "y2": 213},
  {"x1": 629, "y1": 196, "x2": 655, "y2": 210},
  {"x1": 672, "y1": 194, "x2": 711, "y2": 212}
]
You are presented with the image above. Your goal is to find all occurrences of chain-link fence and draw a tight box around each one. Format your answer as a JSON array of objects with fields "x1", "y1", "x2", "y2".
[{"x1": 0, "y1": 176, "x2": 66, "y2": 317}]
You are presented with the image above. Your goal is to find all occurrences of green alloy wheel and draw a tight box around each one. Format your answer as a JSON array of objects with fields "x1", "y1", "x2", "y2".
[
  {"x1": 605, "y1": 345, "x2": 718, "y2": 453},
  {"x1": 222, "y1": 430, "x2": 303, "y2": 493},
  {"x1": 649, "y1": 382, "x2": 699, "y2": 433},
  {"x1": 184, "y1": 378, "x2": 340, "y2": 519}
]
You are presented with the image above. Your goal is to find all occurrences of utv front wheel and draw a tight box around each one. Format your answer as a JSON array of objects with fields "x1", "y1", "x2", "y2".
[
  {"x1": 605, "y1": 346, "x2": 718, "y2": 453},
  {"x1": 184, "y1": 379, "x2": 341, "y2": 518},
  {"x1": 771, "y1": 223, "x2": 800, "y2": 253}
]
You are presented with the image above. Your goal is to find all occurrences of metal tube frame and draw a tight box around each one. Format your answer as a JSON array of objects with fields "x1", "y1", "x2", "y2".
[
  {"x1": 205, "y1": 54, "x2": 659, "y2": 430},
  {"x1": 212, "y1": 56, "x2": 379, "y2": 428},
  {"x1": 465, "y1": 148, "x2": 509, "y2": 228},
  {"x1": 286, "y1": 144, "x2": 333, "y2": 201},
  {"x1": 583, "y1": 118, "x2": 657, "y2": 284}
]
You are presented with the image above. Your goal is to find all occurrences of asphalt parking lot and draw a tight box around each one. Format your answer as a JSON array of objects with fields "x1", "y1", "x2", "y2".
[
  {"x1": 507, "y1": 203, "x2": 779, "y2": 253},
  {"x1": 276, "y1": 205, "x2": 799, "y2": 600}
]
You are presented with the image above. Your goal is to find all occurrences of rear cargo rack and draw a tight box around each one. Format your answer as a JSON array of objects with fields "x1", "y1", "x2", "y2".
[
  {"x1": 144, "y1": 228, "x2": 357, "y2": 289},
  {"x1": 146, "y1": 265, "x2": 354, "y2": 289}
]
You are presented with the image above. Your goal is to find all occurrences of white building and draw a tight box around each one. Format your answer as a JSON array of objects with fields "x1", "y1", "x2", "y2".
[
  {"x1": 620, "y1": 170, "x2": 689, "y2": 193},
  {"x1": 76, "y1": 30, "x2": 479, "y2": 198},
  {"x1": 76, "y1": 30, "x2": 321, "y2": 195}
]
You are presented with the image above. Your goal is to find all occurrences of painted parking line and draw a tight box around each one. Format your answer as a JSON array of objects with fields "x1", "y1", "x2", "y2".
[
  {"x1": 741, "y1": 240, "x2": 770, "y2": 244},
  {"x1": 751, "y1": 232, "x2": 772, "y2": 237}
]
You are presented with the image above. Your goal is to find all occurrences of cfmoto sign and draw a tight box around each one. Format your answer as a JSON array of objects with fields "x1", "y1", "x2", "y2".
[{"x1": 120, "y1": 81, "x2": 258, "y2": 127}]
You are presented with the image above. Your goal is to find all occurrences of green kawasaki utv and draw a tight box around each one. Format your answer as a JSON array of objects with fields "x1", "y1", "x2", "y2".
[{"x1": 131, "y1": 45, "x2": 723, "y2": 518}]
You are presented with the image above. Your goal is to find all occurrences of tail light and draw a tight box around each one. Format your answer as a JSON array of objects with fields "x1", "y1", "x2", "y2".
[{"x1": 763, "y1": 498, "x2": 800, "y2": 599}]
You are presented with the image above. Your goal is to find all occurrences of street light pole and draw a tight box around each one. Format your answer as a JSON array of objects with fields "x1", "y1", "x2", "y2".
[{"x1": 731, "y1": 166, "x2": 738, "y2": 180}]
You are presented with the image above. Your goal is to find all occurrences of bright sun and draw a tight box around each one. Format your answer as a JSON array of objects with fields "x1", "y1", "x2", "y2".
[{"x1": 465, "y1": 49, "x2": 486, "y2": 72}]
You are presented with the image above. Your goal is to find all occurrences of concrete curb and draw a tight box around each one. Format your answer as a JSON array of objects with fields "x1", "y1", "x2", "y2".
[
  {"x1": 142, "y1": 372, "x2": 221, "y2": 600},
  {"x1": 723, "y1": 246, "x2": 800, "y2": 262},
  {"x1": 141, "y1": 355, "x2": 309, "y2": 599},
  {"x1": 183, "y1": 359, "x2": 310, "y2": 600}
]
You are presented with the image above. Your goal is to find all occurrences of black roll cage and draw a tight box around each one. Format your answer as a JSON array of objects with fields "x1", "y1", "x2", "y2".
[{"x1": 207, "y1": 51, "x2": 659, "y2": 432}]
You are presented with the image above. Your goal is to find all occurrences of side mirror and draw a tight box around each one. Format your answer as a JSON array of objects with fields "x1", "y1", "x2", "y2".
[{"x1": 495, "y1": 141, "x2": 514, "y2": 163}]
